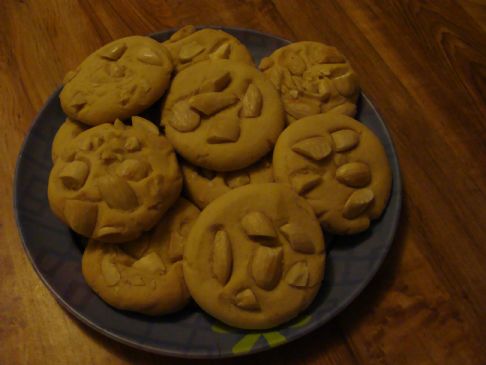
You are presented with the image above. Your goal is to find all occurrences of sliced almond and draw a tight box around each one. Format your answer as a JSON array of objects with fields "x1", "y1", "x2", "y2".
[
  {"x1": 64, "y1": 200, "x2": 98, "y2": 237},
  {"x1": 280, "y1": 223, "x2": 315, "y2": 254},
  {"x1": 283, "y1": 99, "x2": 320, "y2": 120},
  {"x1": 116, "y1": 159, "x2": 149, "y2": 181},
  {"x1": 132, "y1": 116, "x2": 159, "y2": 135},
  {"x1": 224, "y1": 172, "x2": 250, "y2": 188},
  {"x1": 290, "y1": 172, "x2": 321, "y2": 195},
  {"x1": 97, "y1": 175, "x2": 138, "y2": 210},
  {"x1": 59, "y1": 160, "x2": 89, "y2": 190},
  {"x1": 96, "y1": 226, "x2": 124, "y2": 240},
  {"x1": 240, "y1": 84, "x2": 263, "y2": 118},
  {"x1": 188, "y1": 92, "x2": 237, "y2": 116},
  {"x1": 285, "y1": 261, "x2": 309, "y2": 288},
  {"x1": 234, "y1": 288, "x2": 259, "y2": 310},
  {"x1": 206, "y1": 117, "x2": 240, "y2": 144},
  {"x1": 132, "y1": 252, "x2": 166, "y2": 274},
  {"x1": 199, "y1": 72, "x2": 231, "y2": 93},
  {"x1": 137, "y1": 48, "x2": 163, "y2": 66},
  {"x1": 291, "y1": 136, "x2": 332, "y2": 161},
  {"x1": 327, "y1": 102, "x2": 357, "y2": 117},
  {"x1": 179, "y1": 41, "x2": 205, "y2": 62},
  {"x1": 343, "y1": 188, "x2": 374, "y2": 219},
  {"x1": 251, "y1": 246, "x2": 283, "y2": 290},
  {"x1": 105, "y1": 63, "x2": 126, "y2": 77},
  {"x1": 212, "y1": 230, "x2": 232, "y2": 285},
  {"x1": 169, "y1": 25, "x2": 196, "y2": 42},
  {"x1": 336, "y1": 162, "x2": 371, "y2": 188},
  {"x1": 101, "y1": 255, "x2": 120, "y2": 286},
  {"x1": 209, "y1": 43, "x2": 230, "y2": 60},
  {"x1": 333, "y1": 73, "x2": 359, "y2": 97},
  {"x1": 241, "y1": 211, "x2": 276, "y2": 239},
  {"x1": 258, "y1": 57, "x2": 274, "y2": 71},
  {"x1": 169, "y1": 101, "x2": 200, "y2": 132},
  {"x1": 331, "y1": 129, "x2": 360, "y2": 152},
  {"x1": 100, "y1": 43, "x2": 127, "y2": 61}
]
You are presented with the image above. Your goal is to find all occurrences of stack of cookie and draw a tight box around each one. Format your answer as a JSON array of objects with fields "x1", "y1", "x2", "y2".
[{"x1": 47, "y1": 25, "x2": 391, "y2": 329}]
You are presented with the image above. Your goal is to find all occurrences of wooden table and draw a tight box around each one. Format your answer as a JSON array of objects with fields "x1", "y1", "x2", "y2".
[{"x1": 1, "y1": 1, "x2": 485, "y2": 364}]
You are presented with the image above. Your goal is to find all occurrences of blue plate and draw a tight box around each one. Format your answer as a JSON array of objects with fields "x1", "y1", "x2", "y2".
[{"x1": 14, "y1": 27, "x2": 402, "y2": 358}]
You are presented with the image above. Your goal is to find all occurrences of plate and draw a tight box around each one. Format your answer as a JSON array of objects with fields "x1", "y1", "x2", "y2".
[{"x1": 14, "y1": 27, "x2": 402, "y2": 358}]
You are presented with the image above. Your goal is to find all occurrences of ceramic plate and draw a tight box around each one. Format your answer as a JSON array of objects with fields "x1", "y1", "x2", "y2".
[{"x1": 14, "y1": 27, "x2": 402, "y2": 358}]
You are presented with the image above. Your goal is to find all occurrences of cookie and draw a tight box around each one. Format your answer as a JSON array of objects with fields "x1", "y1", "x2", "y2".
[
  {"x1": 60, "y1": 36, "x2": 173, "y2": 126},
  {"x1": 51, "y1": 118, "x2": 88, "y2": 162},
  {"x1": 184, "y1": 183, "x2": 325, "y2": 329},
  {"x1": 162, "y1": 25, "x2": 253, "y2": 72},
  {"x1": 162, "y1": 59, "x2": 285, "y2": 171},
  {"x1": 82, "y1": 198, "x2": 199, "y2": 315},
  {"x1": 48, "y1": 117, "x2": 182, "y2": 243},
  {"x1": 182, "y1": 155, "x2": 274, "y2": 209},
  {"x1": 259, "y1": 41, "x2": 359, "y2": 124},
  {"x1": 272, "y1": 113, "x2": 392, "y2": 234}
]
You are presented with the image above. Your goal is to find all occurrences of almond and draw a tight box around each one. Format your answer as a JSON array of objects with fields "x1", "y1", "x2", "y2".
[
  {"x1": 240, "y1": 84, "x2": 262, "y2": 118},
  {"x1": 251, "y1": 246, "x2": 283, "y2": 290},
  {"x1": 209, "y1": 43, "x2": 230, "y2": 60},
  {"x1": 291, "y1": 136, "x2": 332, "y2": 161},
  {"x1": 234, "y1": 288, "x2": 259, "y2": 310},
  {"x1": 116, "y1": 159, "x2": 149, "y2": 181},
  {"x1": 59, "y1": 160, "x2": 89, "y2": 190},
  {"x1": 285, "y1": 261, "x2": 309, "y2": 288},
  {"x1": 188, "y1": 92, "x2": 237, "y2": 116},
  {"x1": 100, "y1": 43, "x2": 127, "y2": 61},
  {"x1": 280, "y1": 223, "x2": 315, "y2": 254},
  {"x1": 132, "y1": 252, "x2": 166, "y2": 274},
  {"x1": 137, "y1": 48, "x2": 163, "y2": 66},
  {"x1": 331, "y1": 129, "x2": 359, "y2": 152},
  {"x1": 343, "y1": 188, "x2": 374, "y2": 219},
  {"x1": 169, "y1": 101, "x2": 201, "y2": 132},
  {"x1": 241, "y1": 211, "x2": 276, "y2": 239},
  {"x1": 179, "y1": 41, "x2": 205, "y2": 62},
  {"x1": 290, "y1": 172, "x2": 321, "y2": 195},
  {"x1": 206, "y1": 117, "x2": 240, "y2": 144},
  {"x1": 169, "y1": 25, "x2": 196, "y2": 42},
  {"x1": 97, "y1": 175, "x2": 138, "y2": 210},
  {"x1": 336, "y1": 162, "x2": 371, "y2": 188},
  {"x1": 212, "y1": 230, "x2": 232, "y2": 285},
  {"x1": 199, "y1": 72, "x2": 231, "y2": 93}
]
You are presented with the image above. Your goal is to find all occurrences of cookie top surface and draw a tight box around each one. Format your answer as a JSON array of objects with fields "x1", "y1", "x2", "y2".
[
  {"x1": 162, "y1": 26, "x2": 254, "y2": 71},
  {"x1": 183, "y1": 183, "x2": 325, "y2": 329},
  {"x1": 82, "y1": 198, "x2": 199, "y2": 315},
  {"x1": 182, "y1": 154, "x2": 274, "y2": 209},
  {"x1": 60, "y1": 36, "x2": 173, "y2": 126},
  {"x1": 48, "y1": 117, "x2": 182, "y2": 243},
  {"x1": 51, "y1": 118, "x2": 88, "y2": 162},
  {"x1": 259, "y1": 41, "x2": 360, "y2": 124},
  {"x1": 162, "y1": 59, "x2": 285, "y2": 171},
  {"x1": 272, "y1": 113, "x2": 392, "y2": 235}
]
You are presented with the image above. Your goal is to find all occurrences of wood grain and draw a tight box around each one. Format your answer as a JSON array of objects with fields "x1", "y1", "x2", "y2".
[{"x1": 1, "y1": 0, "x2": 485, "y2": 364}]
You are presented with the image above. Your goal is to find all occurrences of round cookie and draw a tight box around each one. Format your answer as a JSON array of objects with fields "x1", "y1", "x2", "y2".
[
  {"x1": 182, "y1": 154, "x2": 274, "y2": 209},
  {"x1": 162, "y1": 25, "x2": 254, "y2": 72},
  {"x1": 48, "y1": 117, "x2": 182, "y2": 243},
  {"x1": 162, "y1": 59, "x2": 285, "y2": 171},
  {"x1": 51, "y1": 118, "x2": 88, "y2": 162},
  {"x1": 259, "y1": 41, "x2": 360, "y2": 124},
  {"x1": 184, "y1": 183, "x2": 325, "y2": 329},
  {"x1": 60, "y1": 36, "x2": 173, "y2": 126},
  {"x1": 272, "y1": 113, "x2": 392, "y2": 235},
  {"x1": 82, "y1": 198, "x2": 199, "y2": 315}
]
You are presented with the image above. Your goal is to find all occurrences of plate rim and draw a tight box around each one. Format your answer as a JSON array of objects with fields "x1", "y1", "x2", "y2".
[{"x1": 13, "y1": 26, "x2": 403, "y2": 359}]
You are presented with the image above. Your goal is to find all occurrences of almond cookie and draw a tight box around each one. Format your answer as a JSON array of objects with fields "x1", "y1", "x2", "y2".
[
  {"x1": 182, "y1": 155, "x2": 274, "y2": 209},
  {"x1": 82, "y1": 198, "x2": 199, "y2": 315},
  {"x1": 60, "y1": 36, "x2": 173, "y2": 126},
  {"x1": 48, "y1": 117, "x2": 182, "y2": 243},
  {"x1": 51, "y1": 118, "x2": 88, "y2": 162},
  {"x1": 162, "y1": 59, "x2": 285, "y2": 171},
  {"x1": 184, "y1": 183, "x2": 325, "y2": 329},
  {"x1": 273, "y1": 113, "x2": 392, "y2": 235},
  {"x1": 162, "y1": 25, "x2": 253, "y2": 72},
  {"x1": 259, "y1": 41, "x2": 359, "y2": 124}
]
